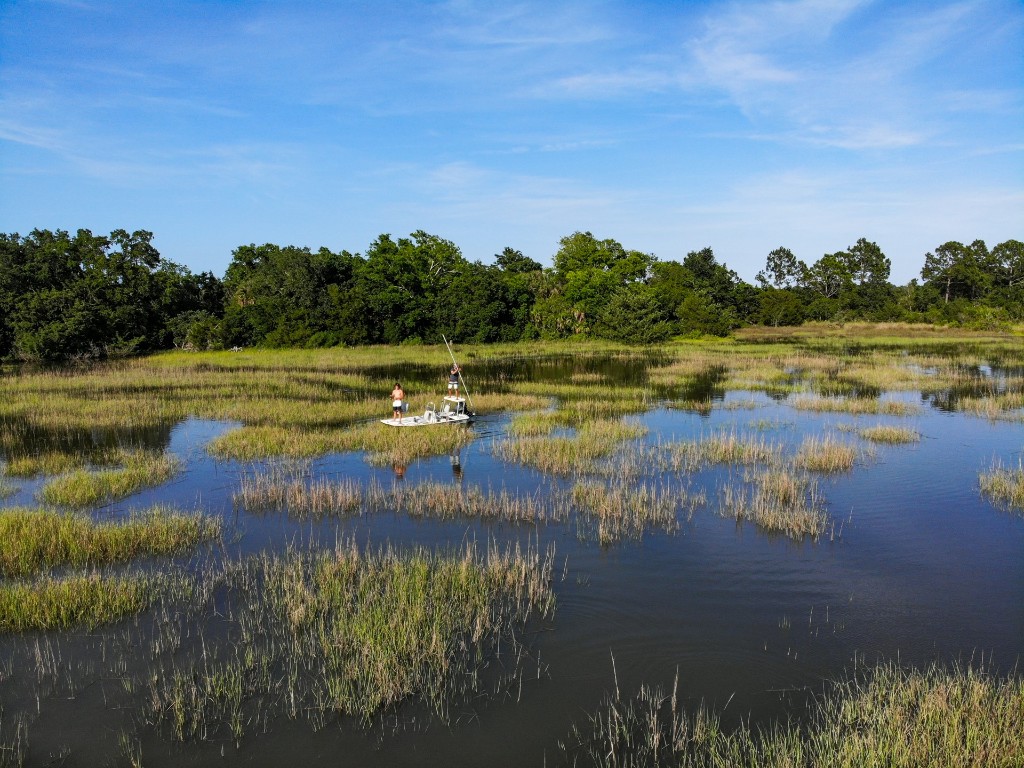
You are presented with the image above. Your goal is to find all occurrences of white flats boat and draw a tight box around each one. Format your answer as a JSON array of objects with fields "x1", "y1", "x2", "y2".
[{"x1": 381, "y1": 396, "x2": 472, "y2": 427}]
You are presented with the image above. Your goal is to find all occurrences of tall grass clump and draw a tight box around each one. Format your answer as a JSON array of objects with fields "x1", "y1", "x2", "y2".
[
  {"x1": 667, "y1": 432, "x2": 778, "y2": 470},
  {"x1": 0, "y1": 507, "x2": 221, "y2": 578},
  {"x1": 1, "y1": 446, "x2": 136, "y2": 479},
  {"x1": 236, "y1": 474, "x2": 565, "y2": 524},
  {"x1": 495, "y1": 419, "x2": 646, "y2": 475},
  {"x1": 209, "y1": 421, "x2": 473, "y2": 465},
  {"x1": 148, "y1": 540, "x2": 555, "y2": 740},
  {"x1": 0, "y1": 573, "x2": 162, "y2": 632},
  {"x1": 790, "y1": 395, "x2": 920, "y2": 417},
  {"x1": 979, "y1": 458, "x2": 1024, "y2": 512},
  {"x1": 858, "y1": 424, "x2": 920, "y2": 444},
  {"x1": 0, "y1": 710, "x2": 28, "y2": 767},
  {"x1": 794, "y1": 436, "x2": 857, "y2": 473},
  {"x1": 572, "y1": 482, "x2": 702, "y2": 544},
  {"x1": 561, "y1": 663, "x2": 1024, "y2": 768},
  {"x1": 235, "y1": 473, "x2": 364, "y2": 517},
  {"x1": 38, "y1": 451, "x2": 180, "y2": 507},
  {"x1": 720, "y1": 469, "x2": 828, "y2": 540}
]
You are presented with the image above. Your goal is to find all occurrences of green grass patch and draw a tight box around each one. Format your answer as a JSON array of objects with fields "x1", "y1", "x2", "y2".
[
  {"x1": 38, "y1": 451, "x2": 180, "y2": 507},
  {"x1": 979, "y1": 459, "x2": 1024, "y2": 512},
  {"x1": 562, "y1": 662, "x2": 1024, "y2": 768},
  {"x1": 0, "y1": 507, "x2": 221, "y2": 578},
  {"x1": 794, "y1": 436, "x2": 857, "y2": 473},
  {"x1": 720, "y1": 469, "x2": 828, "y2": 540},
  {"x1": 572, "y1": 481, "x2": 702, "y2": 544},
  {"x1": 858, "y1": 424, "x2": 921, "y2": 444},
  {"x1": 668, "y1": 431, "x2": 779, "y2": 469},
  {"x1": 495, "y1": 419, "x2": 647, "y2": 475},
  {"x1": 148, "y1": 541, "x2": 555, "y2": 740},
  {"x1": 790, "y1": 395, "x2": 920, "y2": 416},
  {"x1": 0, "y1": 573, "x2": 161, "y2": 632}
]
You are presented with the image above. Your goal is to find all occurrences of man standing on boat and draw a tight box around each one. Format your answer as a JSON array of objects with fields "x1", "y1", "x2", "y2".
[
  {"x1": 391, "y1": 382, "x2": 405, "y2": 420},
  {"x1": 447, "y1": 364, "x2": 461, "y2": 395}
]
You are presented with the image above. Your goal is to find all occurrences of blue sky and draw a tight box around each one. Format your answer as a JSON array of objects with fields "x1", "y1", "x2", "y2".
[{"x1": 1, "y1": 0, "x2": 1021, "y2": 284}]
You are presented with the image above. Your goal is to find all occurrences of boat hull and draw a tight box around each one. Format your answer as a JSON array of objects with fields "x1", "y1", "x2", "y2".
[{"x1": 380, "y1": 413, "x2": 472, "y2": 428}]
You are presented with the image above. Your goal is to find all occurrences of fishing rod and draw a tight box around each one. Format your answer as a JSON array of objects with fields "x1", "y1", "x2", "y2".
[{"x1": 442, "y1": 335, "x2": 475, "y2": 413}]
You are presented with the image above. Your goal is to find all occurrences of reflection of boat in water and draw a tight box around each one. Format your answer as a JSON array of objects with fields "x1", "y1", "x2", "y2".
[{"x1": 380, "y1": 396, "x2": 472, "y2": 427}]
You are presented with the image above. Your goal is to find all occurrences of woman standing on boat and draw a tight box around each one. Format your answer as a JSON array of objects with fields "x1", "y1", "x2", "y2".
[
  {"x1": 391, "y1": 382, "x2": 405, "y2": 420},
  {"x1": 447, "y1": 364, "x2": 461, "y2": 394}
]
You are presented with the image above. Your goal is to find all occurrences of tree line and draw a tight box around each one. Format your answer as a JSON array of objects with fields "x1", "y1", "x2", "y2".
[{"x1": 1, "y1": 228, "x2": 1021, "y2": 361}]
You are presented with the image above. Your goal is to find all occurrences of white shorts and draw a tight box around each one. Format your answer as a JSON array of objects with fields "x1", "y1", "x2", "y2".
[{"x1": 393, "y1": 400, "x2": 402, "y2": 408}]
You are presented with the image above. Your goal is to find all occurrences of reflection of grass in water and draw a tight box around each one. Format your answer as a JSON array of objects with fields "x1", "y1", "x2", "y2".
[
  {"x1": 0, "y1": 507, "x2": 221, "y2": 578},
  {"x1": 38, "y1": 451, "x2": 180, "y2": 507},
  {"x1": 979, "y1": 459, "x2": 1024, "y2": 512},
  {"x1": 495, "y1": 419, "x2": 647, "y2": 475},
  {"x1": 0, "y1": 573, "x2": 173, "y2": 633},
  {"x1": 720, "y1": 469, "x2": 828, "y2": 540},
  {"x1": 148, "y1": 541, "x2": 555, "y2": 740},
  {"x1": 794, "y1": 436, "x2": 857, "y2": 473},
  {"x1": 561, "y1": 662, "x2": 1024, "y2": 768},
  {"x1": 0, "y1": 471, "x2": 15, "y2": 499},
  {"x1": 858, "y1": 425, "x2": 920, "y2": 444}
]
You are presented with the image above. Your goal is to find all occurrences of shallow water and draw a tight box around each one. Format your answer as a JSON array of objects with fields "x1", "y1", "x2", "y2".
[{"x1": 1, "y1": 354, "x2": 1022, "y2": 767}]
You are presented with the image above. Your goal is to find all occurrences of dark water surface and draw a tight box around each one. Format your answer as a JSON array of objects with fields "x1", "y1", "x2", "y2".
[{"x1": 1, "y1": 353, "x2": 1022, "y2": 767}]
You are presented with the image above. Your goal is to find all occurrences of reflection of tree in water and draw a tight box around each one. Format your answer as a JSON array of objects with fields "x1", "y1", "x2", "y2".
[
  {"x1": 368, "y1": 351, "x2": 673, "y2": 395},
  {"x1": 652, "y1": 365, "x2": 728, "y2": 407},
  {"x1": 0, "y1": 419, "x2": 174, "y2": 463},
  {"x1": 922, "y1": 363, "x2": 1017, "y2": 413}
]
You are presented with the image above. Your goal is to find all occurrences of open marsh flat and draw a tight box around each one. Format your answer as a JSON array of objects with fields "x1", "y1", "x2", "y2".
[{"x1": 0, "y1": 332, "x2": 1022, "y2": 766}]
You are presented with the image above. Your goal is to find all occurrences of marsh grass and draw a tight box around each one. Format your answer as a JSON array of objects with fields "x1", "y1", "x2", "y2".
[
  {"x1": 668, "y1": 432, "x2": 778, "y2": 470},
  {"x1": 236, "y1": 473, "x2": 565, "y2": 524},
  {"x1": 209, "y1": 420, "x2": 473, "y2": 464},
  {"x1": 0, "y1": 507, "x2": 221, "y2": 578},
  {"x1": 561, "y1": 663, "x2": 1024, "y2": 768},
  {"x1": 572, "y1": 481, "x2": 703, "y2": 544},
  {"x1": 148, "y1": 540, "x2": 555, "y2": 740},
  {"x1": 1, "y1": 446, "x2": 134, "y2": 479},
  {"x1": 979, "y1": 459, "x2": 1024, "y2": 512},
  {"x1": 387, "y1": 482, "x2": 565, "y2": 523},
  {"x1": 507, "y1": 412, "x2": 562, "y2": 437},
  {"x1": 790, "y1": 395, "x2": 920, "y2": 416},
  {"x1": 0, "y1": 573, "x2": 162, "y2": 632},
  {"x1": 794, "y1": 436, "x2": 857, "y2": 473},
  {"x1": 0, "y1": 472, "x2": 15, "y2": 500},
  {"x1": 720, "y1": 469, "x2": 827, "y2": 540},
  {"x1": 495, "y1": 419, "x2": 647, "y2": 475},
  {"x1": 858, "y1": 425, "x2": 920, "y2": 444},
  {"x1": 955, "y1": 392, "x2": 1024, "y2": 421},
  {"x1": 38, "y1": 452, "x2": 180, "y2": 507},
  {"x1": 0, "y1": 710, "x2": 27, "y2": 767}
]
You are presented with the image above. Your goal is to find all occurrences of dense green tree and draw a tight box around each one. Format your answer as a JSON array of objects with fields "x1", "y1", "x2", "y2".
[
  {"x1": 756, "y1": 247, "x2": 803, "y2": 289},
  {"x1": 593, "y1": 284, "x2": 674, "y2": 344},
  {"x1": 676, "y1": 292, "x2": 738, "y2": 337},
  {"x1": 756, "y1": 289, "x2": 805, "y2": 326},
  {"x1": 545, "y1": 232, "x2": 654, "y2": 335},
  {"x1": 921, "y1": 240, "x2": 991, "y2": 304}
]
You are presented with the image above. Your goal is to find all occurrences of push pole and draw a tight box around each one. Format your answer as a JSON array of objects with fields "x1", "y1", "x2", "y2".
[{"x1": 442, "y1": 335, "x2": 475, "y2": 413}]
